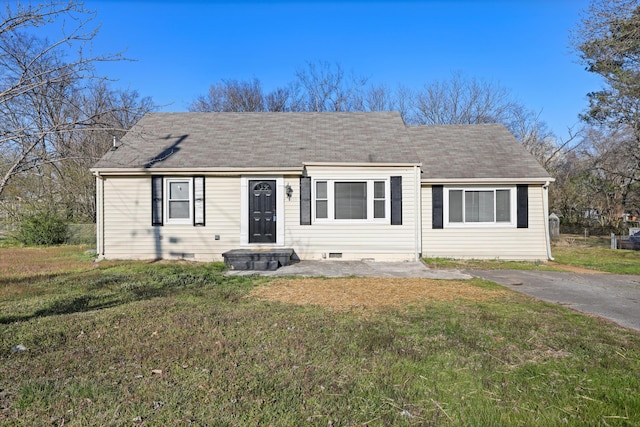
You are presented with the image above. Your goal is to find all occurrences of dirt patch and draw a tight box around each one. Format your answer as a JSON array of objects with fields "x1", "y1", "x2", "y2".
[
  {"x1": 547, "y1": 262, "x2": 607, "y2": 274},
  {"x1": 248, "y1": 277, "x2": 508, "y2": 312}
]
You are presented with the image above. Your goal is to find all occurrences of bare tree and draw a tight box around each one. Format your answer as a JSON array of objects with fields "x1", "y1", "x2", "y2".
[
  {"x1": 362, "y1": 83, "x2": 401, "y2": 112},
  {"x1": 409, "y1": 72, "x2": 568, "y2": 175},
  {"x1": 189, "y1": 84, "x2": 225, "y2": 112},
  {"x1": 1, "y1": 77, "x2": 152, "y2": 223},
  {"x1": 294, "y1": 61, "x2": 369, "y2": 112},
  {"x1": 265, "y1": 86, "x2": 292, "y2": 112},
  {"x1": 411, "y1": 72, "x2": 516, "y2": 125},
  {"x1": 394, "y1": 84, "x2": 415, "y2": 124},
  {"x1": 0, "y1": 0, "x2": 128, "y2": 200},
  {"x1": 583, "y1": 126, "x2": 640, "y2": 222},
  {"x1": 0, "y1": 1, "x2": 155, "y2": 228},
  {"x1": 548, "y1": 150, "x2": 594, "y2": 225},
  {"x1": 188, "y1": 78, "x2": 266, "y2": 112},
  {"x1": 55, "y1": 83, "x2": 153, "y2": 221},
  {"x1": 550, "y1": 125, "x2": 640, "y2": 229},
  {"x1": 190, "y1": 63, "x2": 371, "y2": 114},
  {"x1": 508, "y1": 105, "x2": 582, "y2": 171}
]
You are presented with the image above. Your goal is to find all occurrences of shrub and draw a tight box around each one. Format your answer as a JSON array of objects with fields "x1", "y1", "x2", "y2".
[{"x1": 14, "y1": 210, "x2": 69, "y2": 246}]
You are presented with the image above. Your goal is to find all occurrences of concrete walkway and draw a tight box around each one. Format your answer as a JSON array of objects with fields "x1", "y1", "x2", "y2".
[{"x1": 227, "y1": 260, "x2": 472, "y2": 280}]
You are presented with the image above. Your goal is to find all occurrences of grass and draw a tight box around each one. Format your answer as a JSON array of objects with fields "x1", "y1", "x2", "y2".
[
  {"x1": 1, "y1": 246, "x2": 640, "y2": 426},
  {"x1": 424, "y1": 234, "x2": 640, "y2": 274},
  {"x1": 551, "y1": 235, "x2": 640, "y2": 274},
  {"x1": 423, "y1": 257, "x2": 558, "y2": 271}
]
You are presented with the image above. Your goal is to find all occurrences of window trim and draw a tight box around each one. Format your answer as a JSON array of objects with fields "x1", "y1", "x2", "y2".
[
  {"x1": 444, "y1": 186, "x2": 516, "y2": 228},
  {"x1": 312, "y1": 178, "x2": 390, "y2": 224},
  {"x1": 164, "y1": 177, "x2": 193, "y2": 225}
]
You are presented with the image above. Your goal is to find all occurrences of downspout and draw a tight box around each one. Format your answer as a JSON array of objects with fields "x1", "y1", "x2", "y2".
[
  {"x1": 542, "y1": 181, "x2": 554, "y2": 260},
  {"x1": 96, "y1": 172, "x2": 105, "y2": 258},
  {"x1": 414, "y1": 165, "x2": 422, "y2": 262}
]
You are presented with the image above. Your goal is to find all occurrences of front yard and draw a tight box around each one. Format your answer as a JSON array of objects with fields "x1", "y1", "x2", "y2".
[
  {"x1": 1, "y1": 245, "x2": 639, "y2": 426},
  {"x1": 424, "y1": 234, "x2": 640, "y2": 275}
]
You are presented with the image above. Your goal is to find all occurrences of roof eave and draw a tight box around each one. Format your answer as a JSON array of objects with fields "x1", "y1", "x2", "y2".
[
  {"x1": 421, "y1": 177, "x2": 555, "y2": 185},
  {"x1": 303, "y1": 162, "x2": 422, "y2": 167},
  {"x1": 91, "y1": 166, "x2": 305, "y2": 176}
]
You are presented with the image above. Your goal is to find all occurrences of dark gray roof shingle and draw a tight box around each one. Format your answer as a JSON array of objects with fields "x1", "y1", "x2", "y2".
[
  {"x1": 92, "y1": 112, "x2": 419, "y2": 169},
  {"x1": 408, "y1": 123, "x2": 550, "y2": 180},
  {"x1": 92, "y1": 112, "x2": 551, "y2": 180}
]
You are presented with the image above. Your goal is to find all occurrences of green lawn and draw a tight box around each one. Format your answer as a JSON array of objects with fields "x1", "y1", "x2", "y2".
[
  {"x1": 424, "y1": 234, "x2": 640, "y2": 275},
  {"x1": 1, "y1": 246, "x2": 639, "y2": 426},
  {"x1": 551, "y1": 235, "x2": 640, "y2": 274}
]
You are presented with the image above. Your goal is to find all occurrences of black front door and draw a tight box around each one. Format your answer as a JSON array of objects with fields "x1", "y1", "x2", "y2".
[{"x1": 249, "y1": 180, "x2": 276, "y2": 243}]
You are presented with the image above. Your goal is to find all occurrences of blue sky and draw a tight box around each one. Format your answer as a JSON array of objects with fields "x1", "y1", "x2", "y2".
[{"x1": 86, "y1": 0, "x2": 600, "y2": 143}]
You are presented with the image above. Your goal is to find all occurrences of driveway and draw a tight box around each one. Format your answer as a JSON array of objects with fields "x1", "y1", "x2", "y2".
[{"x1": 468, "y1": 270, "x2": 640, "y2": 332}]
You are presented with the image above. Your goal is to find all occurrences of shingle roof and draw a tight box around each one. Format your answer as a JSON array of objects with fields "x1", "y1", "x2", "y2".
[
  {"x1": 92, "y1": 112, "x2": 419, "y2": 169},
  {"x1": 408, "y1": 124, "x2": 550, "y2": 180},
  {"x1": 92, "y1": 112, "x2": 551, "y2": 180}
]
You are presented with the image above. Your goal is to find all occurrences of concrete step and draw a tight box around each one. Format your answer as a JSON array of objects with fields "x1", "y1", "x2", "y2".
[{"x1": 222, "y1": 248, "x2": 297, "y2": 270}]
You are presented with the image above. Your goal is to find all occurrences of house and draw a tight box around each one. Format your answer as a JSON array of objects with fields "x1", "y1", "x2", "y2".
[{"x1": 91, "y1": 112, "x2": 554, "y2": 267}]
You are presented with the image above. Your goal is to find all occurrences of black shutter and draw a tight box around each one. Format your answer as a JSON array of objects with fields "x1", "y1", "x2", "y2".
[
  {"x1": 517, "y1": 184, "x2": 528, "y2": 228},
  {"x1": 151, "y1": 176, "x2": 163, "y2": 226},
  {"x1": 300, "y1": 176, "x2": 311, "y2": 225},
  {"x1": 432, "y1": 185, "x2": 443, "y2": 229},
  {"x1": 193, "y1": 176, "x2": 205, "y2": 226},
  {"x1": 390, "y1": 176, "x2": 402, "y2": 225}
]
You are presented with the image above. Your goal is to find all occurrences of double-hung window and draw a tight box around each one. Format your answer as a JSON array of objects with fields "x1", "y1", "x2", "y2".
[
  {"x1": 152, "y1": 176, "x2": 205, "y2": 226},
  {"x1": 165, "y1": 178, "x2": 193, "y2": 224},
  {"x1": 446, "y1": 187, "x2": 514, "y2": 226},
  {"x1": 314, "y1": 179, "x2": 388, "y2": 222}
]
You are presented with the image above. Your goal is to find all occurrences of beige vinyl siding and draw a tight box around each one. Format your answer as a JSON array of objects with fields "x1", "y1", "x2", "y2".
[
  {"x1": 284, "y1": 166, "x2": 420, "y2": 261},
  {"x1": 100, "y1": 176, "x2": 241, "y2": 261},
  {"x1": 99, "y1": 167, "x2": 421, "y2": 262},
  {"x1": 422, "y1": 184, "x2": 548, "y2": 260}
]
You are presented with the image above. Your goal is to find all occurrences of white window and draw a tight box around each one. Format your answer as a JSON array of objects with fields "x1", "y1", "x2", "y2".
[
  {"x1": 335, "y1": 182, "x2": 367, "y2": 219},
  {"x1": 165, "y1": 178, "x2": 193, "y2": 224},
  {"x1": 313, "y1": 179, "x2": 388, "y2": 223},
  {"x1": 445, "y1": 187, "x2": 514, "y2": 227},
  {"x1": 373, "y1": 181, "x2": 386, "y2": 219},
  {"x1": 316, "y1": 181, "x2": 328, "y2": 219}
]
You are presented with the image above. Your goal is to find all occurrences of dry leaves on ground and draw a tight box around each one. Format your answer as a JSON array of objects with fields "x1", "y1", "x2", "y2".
[{"x1": 248, "y1": 277, "x2": 508, "y2": 312}]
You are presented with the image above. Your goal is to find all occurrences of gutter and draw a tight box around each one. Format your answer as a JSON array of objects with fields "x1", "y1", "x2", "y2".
[
  {"x1": 90, "y1": 167, "x2": 305, "y2": 176},
  {"x1": 421, "y1": 177, "x2": 556, "y2": 185},
  {"x1": 303, "y1": 162, "x2": 422, "y2": 168}
]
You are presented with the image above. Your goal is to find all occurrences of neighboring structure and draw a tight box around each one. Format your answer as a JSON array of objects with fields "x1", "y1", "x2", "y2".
[{"x1": 91, "y1": 112, "x2": 554, "y2": 265}]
